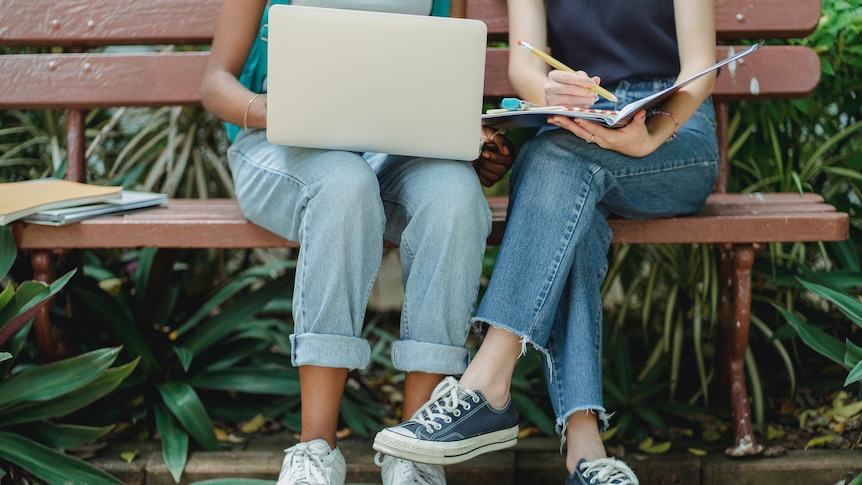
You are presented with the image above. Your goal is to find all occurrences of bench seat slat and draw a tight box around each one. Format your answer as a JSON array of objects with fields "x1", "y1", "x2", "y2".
[
  {"x1": 13, "y1": 195, "x2": 848, "y2": 249},
  {"x1": 610, "y1": 212, "x2": 848, "y2": 245}
]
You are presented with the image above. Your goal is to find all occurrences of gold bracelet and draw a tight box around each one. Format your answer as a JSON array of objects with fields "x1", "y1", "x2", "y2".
[{"x1": 243, "y1": 93, "x2": 263, "y2": 131}]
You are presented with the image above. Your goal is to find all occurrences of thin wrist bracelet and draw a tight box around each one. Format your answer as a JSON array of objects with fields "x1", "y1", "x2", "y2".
[
  {"x1": 649, "y1": 110, "x2": 679, "y2": 139},
  {"x1": 243, "y1": 93, "x2": 263, "y2": 131}
]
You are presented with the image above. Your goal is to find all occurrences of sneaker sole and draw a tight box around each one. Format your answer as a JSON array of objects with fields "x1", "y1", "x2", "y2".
[{"x1": 372, "y1": 425, "x2": 519, "y2": 465}]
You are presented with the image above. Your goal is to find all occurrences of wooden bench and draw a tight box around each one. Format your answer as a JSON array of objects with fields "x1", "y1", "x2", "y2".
[{"x1": 1, "y1": 0, "x2": 849, "y2": 457}]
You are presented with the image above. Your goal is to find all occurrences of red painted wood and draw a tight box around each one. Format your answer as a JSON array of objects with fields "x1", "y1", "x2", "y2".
[{"x1": 0, "y1": 0, "x2": 221, "y2": 46}]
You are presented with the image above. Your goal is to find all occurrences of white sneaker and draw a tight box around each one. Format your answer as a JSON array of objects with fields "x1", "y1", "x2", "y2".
[
  {"x1": 566, "y1": 457, "x2": 639, "y2": 485},
  {"x1": 375, "y1": 452, "x2": 447, "y2": 485},
  {"x1": 277, "y1": 439, "x2": 347, "y2": 485}
]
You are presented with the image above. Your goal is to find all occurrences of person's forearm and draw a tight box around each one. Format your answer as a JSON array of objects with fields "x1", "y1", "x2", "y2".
[{"x1": 507, "y1": 0, "x2": 550, "y2": 104}]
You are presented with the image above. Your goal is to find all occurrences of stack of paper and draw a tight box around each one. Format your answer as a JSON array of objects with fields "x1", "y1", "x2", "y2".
[
  {"x1": 23, "y1": 190, "x2": 168, "y2": 226},
  {"x1": 0, "y1": 179, "x2": 122, "y2": 226},
  {"x1": 1, "y1": 179, "x2": 168, "y2": 226}
]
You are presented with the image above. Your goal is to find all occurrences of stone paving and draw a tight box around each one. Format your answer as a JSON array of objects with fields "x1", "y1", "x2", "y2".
[{"x1": 90, "y1": 434, "x2": 861, "y2": 484}]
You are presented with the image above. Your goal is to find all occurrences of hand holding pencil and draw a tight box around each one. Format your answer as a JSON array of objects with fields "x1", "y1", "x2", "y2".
[{"x1": 518, "y1": 40, "x2": 617, "y2": 103}]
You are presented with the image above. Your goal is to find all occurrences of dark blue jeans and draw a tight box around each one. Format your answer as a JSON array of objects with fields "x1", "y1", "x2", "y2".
[{"x1": 473, "y1": 78, "x2": 719, "y2": 435}]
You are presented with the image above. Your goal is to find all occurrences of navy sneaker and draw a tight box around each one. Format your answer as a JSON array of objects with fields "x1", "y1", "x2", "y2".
[
  {"x1": 372, "y1": 377, "x2": 519, "y2": 465},
  {"x1": 566, "y1": 457, "x2": 639, "y2": 485}
]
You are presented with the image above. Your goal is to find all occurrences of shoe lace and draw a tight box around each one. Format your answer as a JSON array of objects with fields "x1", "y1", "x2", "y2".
[
  {"x1": 412, "y1": 377, "x2": 481, "y2": 432},
  {"x1": 578, "y1": 457, "x2": 639, "y2": 485},
  {"x1": 280, "y1": 443, "x2": 329, "y2": 484},
  {"x1": 375, "y1": 452, "x2": 443, "y2": 485}
]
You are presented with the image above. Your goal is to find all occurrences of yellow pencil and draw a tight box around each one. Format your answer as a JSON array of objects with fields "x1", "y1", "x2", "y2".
[{"x1": 518, "y1": 40, "x2": 617, "y2": 103}]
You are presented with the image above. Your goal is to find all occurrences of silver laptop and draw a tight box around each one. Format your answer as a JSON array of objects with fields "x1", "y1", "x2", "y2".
[{"x1": 265, "y1": 4, "x2": 487, "y2": 161}]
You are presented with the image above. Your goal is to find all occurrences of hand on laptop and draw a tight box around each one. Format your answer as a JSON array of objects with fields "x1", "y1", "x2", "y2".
[{"x1": 474, "y1": 127, "x2": 515, "y2": 186}]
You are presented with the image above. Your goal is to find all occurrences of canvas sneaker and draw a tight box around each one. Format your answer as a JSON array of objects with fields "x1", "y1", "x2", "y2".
[
  {"x1": 375, "y1": 452, "x2": 447, "y2": 485},
  {"x1": 565, "y1": 457, "x2": 639, "y2": 485},
  {"x1": 277, "y1": 439, "x2": 347, "y2": 485},
  {"x1": 372, "y1": 376, "x2": 519, "y2": 465}
]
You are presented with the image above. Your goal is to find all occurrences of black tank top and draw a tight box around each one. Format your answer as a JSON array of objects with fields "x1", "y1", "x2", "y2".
[{"x1": 545, "y1": 0, "x2": 679, "y2": 87}]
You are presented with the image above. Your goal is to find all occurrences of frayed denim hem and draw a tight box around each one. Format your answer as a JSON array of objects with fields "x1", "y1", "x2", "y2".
[
  {"x1": 469, "y1": 317, "x2": 552, "y2": 369},
  {"x1": 556, "y1": 408, "x2": 611, "y2": 453}
]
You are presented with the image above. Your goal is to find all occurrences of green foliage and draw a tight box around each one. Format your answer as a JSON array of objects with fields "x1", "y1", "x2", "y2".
[
  {"x1": 509, "y1": 350, "x2": 556, "y2": 435},
  {"x1": 728, "y1": 1, "x2": 862, "y2": 211},
  {"x1": 0, "y1": 227, "x2": 135, "y2": 484},
  {"x1": 0, "y1": 110, "x2": 63, "y2": 180},
  {"x1": 86, "y1": 106, "x2": 234, "y2": 197},
  {"x1": 602, "y1": 326, "x2": 721, "y2": 444},
  {"x1": 64, "y1": 248, "x2": 298, "y2": 481},
  {"x1": 597, "y1": 0, "x2": 862, "y2": 443},
  {"x1": 778, "y1": 273, "x2": 862, "y2": 390}
]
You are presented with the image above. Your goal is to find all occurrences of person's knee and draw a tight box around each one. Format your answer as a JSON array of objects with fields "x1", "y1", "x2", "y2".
[
  {"x1": 421, "y1": 188, "x2": 490, "y2": 242},
  {"x1": 313, "y1": 156, "x2": 382, "y2": 213}
]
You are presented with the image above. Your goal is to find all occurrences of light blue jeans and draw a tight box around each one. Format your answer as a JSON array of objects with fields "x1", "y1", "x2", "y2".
[
  {"x1": 472, "y1": 78, "x2": 719, "y2": 435},
  {"x1": 228, "y1": 130, "x2": 491, "y2": 375}
]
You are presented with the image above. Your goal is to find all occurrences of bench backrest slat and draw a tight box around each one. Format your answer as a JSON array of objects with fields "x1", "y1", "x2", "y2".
[
  {"x1": 459, "y1": 0, "x2": 821, "y2": 40},
  {"x1": 0, "y1": 0, "x2": 222, "y2": 46},
  {"x1": 0, "y1": 0, "x2": 823, "y2": 44},
  {"x1": 2, "y1": 0, "x2": 820, "y2": 45},
  {"x1": 482, "y1": 46, "x2": 820, "y2": 101},
  {"x1": 0, "y1": 45, "x2": 819, "y2": 110},
  {"x1": 0, "y1": 53, "x2": 209, "y2": 109}
]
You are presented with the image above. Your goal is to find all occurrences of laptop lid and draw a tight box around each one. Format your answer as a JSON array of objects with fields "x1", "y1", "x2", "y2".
[{"x1": 265, "y1": 5, "x2": 487, "y2": 161}]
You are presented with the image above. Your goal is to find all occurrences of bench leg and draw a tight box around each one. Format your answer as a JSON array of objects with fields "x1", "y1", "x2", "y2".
[
  {"x1": 719, "y1": 243, "x2": 765, "y2": 457},
  {"x1": 30, "y1": 250, "x2": 74, "y2": 363}
]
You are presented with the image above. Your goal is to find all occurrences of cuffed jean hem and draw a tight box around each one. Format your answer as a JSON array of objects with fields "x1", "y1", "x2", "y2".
[
  {"x1": 391, "y1": 340, "x2": 470, "y2": 376},
  {"x1": 290, "y1": 333, "x2": 371, "y2": 370}
]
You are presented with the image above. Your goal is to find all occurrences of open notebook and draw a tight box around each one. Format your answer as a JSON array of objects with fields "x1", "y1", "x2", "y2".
[
  {"x1": 265, "y1": 5, "x2": 488, "y2": 161},
  {"x1": 483, "y1": 43, "x2": 762, "y2": 129}
]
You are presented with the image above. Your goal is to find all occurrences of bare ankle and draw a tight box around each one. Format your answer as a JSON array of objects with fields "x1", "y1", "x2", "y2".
[{"x1": 458, "y1": 375, "x2": 509, "y2": 408}]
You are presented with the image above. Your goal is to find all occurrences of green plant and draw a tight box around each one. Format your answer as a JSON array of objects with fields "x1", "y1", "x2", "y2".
[
  {"x1": 592, "y1": 0, "x2": 862, "y2": 443},
  {"x1": 509, "y1": 350, "x2": 556, "y2": 436},
  {"x1": 0, "y1": 226, "x2": 136, "y2": 484},
  {"x1": 0, "y1": 348, "x2": 137, "y2": 485},
  {"x1": 0, "y1": 108, "x2": 66, "y2": 181},
  {"x1": 728, "y1": 1, "x2": 862, "y2": 216},
  {"x1": 89, "y1": 105, "x2": 234, "y2": 197},
  {"x1": 602, "y1": 331, "x2": 673, "y2": 442},
  {"x1": 62, "y1": 248, "x2": 299, "y2": 482},
  {"x1": 603, "y1": 243, "x2": 783, "y2": 432},
  {"x1": 0, "y1": 230, "x2": 69, "y2": 351},
  {"x1": 720, "y1": 0, "x2": 862, "y2": 390},
  {"x1": 777, "y1": 274, "x2": 862, "y2": 392}
]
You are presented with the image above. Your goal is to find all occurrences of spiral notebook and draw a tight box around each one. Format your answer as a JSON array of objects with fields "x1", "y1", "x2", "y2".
[{"x1": 265, "y1": 5, "x2": 488, "y2": 161}]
